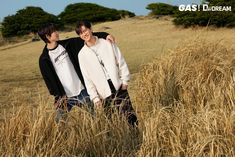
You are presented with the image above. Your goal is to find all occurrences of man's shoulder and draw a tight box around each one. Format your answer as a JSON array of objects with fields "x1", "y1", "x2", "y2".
[
  {"x1": 39, "y1": 45, "x2": 51, "y2": 66},
  {"x1": 98, "y1": 38, "x2": 112, "y2": 49},
  {"x1": 98, "y1": 38, "x2": 107, "y2": 43},
  {"x1": 39, "y1": 46, "x2": 48, "y2": 59},
  {"x1": 98, "y1": 38, "x2": 111, "y2": 46},
  {"x1": 79, "y1": 45, "x2": 88, "y2": 56}
]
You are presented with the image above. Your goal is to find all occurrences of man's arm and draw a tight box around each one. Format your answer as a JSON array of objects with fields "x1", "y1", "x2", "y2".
[
  {"x1": 112, "y1": 44, "x2": 130, "y2": 89},
  {"x1": 93, "y1": 32, "x2": 108, "y2": 39},
  {"x1": 39, "y1": 58, "x2": 54, "y2": 95},
  {"x1": 93, "y1": 32, "x2": 115, "y2": 43},
  {"x1": 39, "y1": 56, "x2": 66, "y2": 108}
]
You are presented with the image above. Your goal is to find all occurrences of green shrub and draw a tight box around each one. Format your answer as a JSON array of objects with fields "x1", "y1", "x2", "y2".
[
  {"x1": 58, "y1": 3, "x2": 135, "y2": 25},
  {"x1": 146, "y1": 3, "x2": 178, "y2": 15},
  {"x1": 1, "y1": 3, "x2": 135, "y2": 38},
  {"x1": 1, "y1": 7, "x2": 62, "y2": 38},
  {"x1": 118, "y1": 10, "x2": 135, "y2": 18}
]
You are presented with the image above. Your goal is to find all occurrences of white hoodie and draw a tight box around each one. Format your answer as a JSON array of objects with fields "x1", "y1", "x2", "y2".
[{"x1": 78, "y1": 37, "x2": 130, "y2": 103}]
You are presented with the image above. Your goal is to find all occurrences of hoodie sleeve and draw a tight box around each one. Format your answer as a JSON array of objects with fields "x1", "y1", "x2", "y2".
[{"x1": 111, "y1": 44, "x2": 130, "y2": 85}]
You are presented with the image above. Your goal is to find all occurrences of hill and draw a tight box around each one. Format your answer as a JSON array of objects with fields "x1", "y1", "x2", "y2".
[{"x1": 1, "y1": 17, "x2": 235, "y2": 105}]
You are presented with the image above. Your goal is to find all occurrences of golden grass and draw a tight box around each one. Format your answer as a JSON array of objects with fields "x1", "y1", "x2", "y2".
[
  {"x1": 1, "y1": 39, "x2": 234, "y2": 156},
  {"x1": 0, "y1": 102, "x2": 141, "y2": 156},
  {"x1": 0, "y1": 17, "x2": 235, "y2": 156},
  {"x1": 135, "y1": 39, "x2": 235, "y2": 156}
]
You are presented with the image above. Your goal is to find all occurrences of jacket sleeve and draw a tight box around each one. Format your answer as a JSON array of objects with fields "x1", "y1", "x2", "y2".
[
  {"x1": 112, "y1": 44, "x2": 130, "y2": 85},
  {"x1": 79, "y1": 54, "x2": 101, "y2": 103},
  {"x1": 39, "y1": 57, "x2": 55, "y2": 96},
  {"x1": 93, "y1": 32, "x2": 109, "y2": 40}
]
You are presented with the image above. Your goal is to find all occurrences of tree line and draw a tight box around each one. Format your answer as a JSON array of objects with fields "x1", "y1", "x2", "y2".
[
  {"x1": 1, "y1": 3, "x2": 135, "y2": 38},
  {"x1": 147, "y1": 0, "x2": 235, "y2": 28},
  {"x1": 2, "y1": 1, "x2": 235, "y2": 38}
]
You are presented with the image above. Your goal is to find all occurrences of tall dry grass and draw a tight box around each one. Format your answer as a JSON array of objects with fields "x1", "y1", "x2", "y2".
[
  {"x1": 0, "y1": 39, "x2": 235, "y2": 156},
  {"x1": 0, "y1": 100, "x2": 141, "y2": 157},
  {"x1": 135, "y1": 39, "x2": 235, "y2": 156}
]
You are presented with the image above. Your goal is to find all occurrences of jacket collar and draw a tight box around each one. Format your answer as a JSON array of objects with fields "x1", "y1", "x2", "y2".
[{"x1": 84, "y1": 36, "x2": 99, "y2": 48}]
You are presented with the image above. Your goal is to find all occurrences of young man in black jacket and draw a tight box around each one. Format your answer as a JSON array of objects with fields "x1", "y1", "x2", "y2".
[{"x1": 38, "y1": 23, "x2": 114, "y2": 122}]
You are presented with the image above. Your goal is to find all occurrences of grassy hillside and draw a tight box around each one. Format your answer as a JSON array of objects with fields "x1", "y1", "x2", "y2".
[
  {"x1": 1, "y1": 17, "x2": 235, "y2": 107},
  {"x1": 0, "y1": 17, "x2": 234, "y2": 156}
]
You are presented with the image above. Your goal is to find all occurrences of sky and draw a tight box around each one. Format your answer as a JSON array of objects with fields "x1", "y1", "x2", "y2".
[{"x1": 0, "y1": 0, "x2": 202, "y2": 22}]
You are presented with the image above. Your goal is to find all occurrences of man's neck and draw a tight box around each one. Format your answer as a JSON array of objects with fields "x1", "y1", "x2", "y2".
[
  {"x1": 86, "y1": 36, "x2": 96, "y2": 47},
  {"x1": 47, "y1": 41, "x2": 58, "y2": 50}
]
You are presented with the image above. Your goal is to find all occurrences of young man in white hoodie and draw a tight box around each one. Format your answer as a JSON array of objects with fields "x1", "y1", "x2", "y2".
[{"x1": 76, "y1": 21, "x2": 137, "y2": 126}]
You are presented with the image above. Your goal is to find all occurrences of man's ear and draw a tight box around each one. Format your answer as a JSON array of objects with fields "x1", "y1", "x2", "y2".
[{"x1": 46, "y1": 34, "x2": 50, "y2": 40}]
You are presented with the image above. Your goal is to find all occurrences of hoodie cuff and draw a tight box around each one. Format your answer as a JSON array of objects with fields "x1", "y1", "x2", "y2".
[{"x1": 93, "y1": 97, "x2": 100, "y2": 104}]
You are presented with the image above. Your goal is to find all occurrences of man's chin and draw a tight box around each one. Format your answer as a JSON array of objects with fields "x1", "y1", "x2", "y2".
[{"x1": 84, "y1": 37, "x2": 90, "y2": 42}]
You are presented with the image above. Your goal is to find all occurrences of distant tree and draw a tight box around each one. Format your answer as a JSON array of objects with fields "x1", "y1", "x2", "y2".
[
  {"x1": 118, "y1": 10, "x2": 135, "y2": 18},
  {"x1": 1, "y1": 6, "x2": 62, "y2": 37},
  {"x1": 204, "y1": 0, "x2": 234, "y2": 11},
  {"x1": 146, "y1": 3, "x2": 178, "y2": 16},
  {"x1": 58, "y1": 3, "x2": 135, "y2": 24}
]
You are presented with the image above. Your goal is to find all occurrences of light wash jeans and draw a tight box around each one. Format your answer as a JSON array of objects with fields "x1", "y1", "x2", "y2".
[{"x1": 55, "y1": 89, "x2": 93, "y2": 123}]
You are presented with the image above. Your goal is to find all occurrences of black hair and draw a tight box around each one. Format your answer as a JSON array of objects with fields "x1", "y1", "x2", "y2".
[
  {"x1": 37, "y1": 23, "x2": 57, "y2": 43},
  {"x1": 75, "y1": 20, "x2": 92, "y2": 35}
]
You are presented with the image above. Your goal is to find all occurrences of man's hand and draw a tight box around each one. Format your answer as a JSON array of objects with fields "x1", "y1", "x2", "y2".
[
  {"x1": 106, "y1": 34, "x2": 115, "y2": 43},
  {"x1": 54, "y1": 95, "x2": 67, "y2": 109},
  {"x1": 121, "y1": 84, "x2": 128, "y2": 90},
  {"x1": 95, "y1": 100, "x2": 103, "y2": 109}
]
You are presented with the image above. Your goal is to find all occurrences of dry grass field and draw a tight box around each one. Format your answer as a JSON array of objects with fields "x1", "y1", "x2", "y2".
[{"x1": 0, "y1": 17, "x2": 235, "y2": 156}]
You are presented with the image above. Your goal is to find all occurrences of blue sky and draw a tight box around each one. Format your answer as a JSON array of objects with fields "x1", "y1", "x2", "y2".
[{"x1": 0, "y1": 0, "x2": 202, "y2": 22}]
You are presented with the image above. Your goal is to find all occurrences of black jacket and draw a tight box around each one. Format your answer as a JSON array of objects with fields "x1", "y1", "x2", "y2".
[{"x1": 39, "y1": 32, "x2": 108, "y2": 101}]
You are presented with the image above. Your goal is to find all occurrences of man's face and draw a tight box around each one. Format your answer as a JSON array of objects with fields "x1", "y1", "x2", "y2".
[
  {"x1": 79, "y1": 26, "x2": 92, "y2": 42},
  {"x1": 46, "y1": 31, "x2": 59, "y2": 43}
]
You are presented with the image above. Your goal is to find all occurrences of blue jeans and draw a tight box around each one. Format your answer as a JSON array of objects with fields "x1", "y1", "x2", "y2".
[
  {"x1": 67, "y1": 89, "x2": 92, "y2": 111},
  {"x1": 55, "y1": 89, "x2": 93, "y2": 123}
]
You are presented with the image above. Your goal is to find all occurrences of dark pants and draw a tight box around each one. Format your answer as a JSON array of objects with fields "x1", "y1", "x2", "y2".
[{"x1": 104, "y1": 80, "x2": 138, "y2": 126}]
